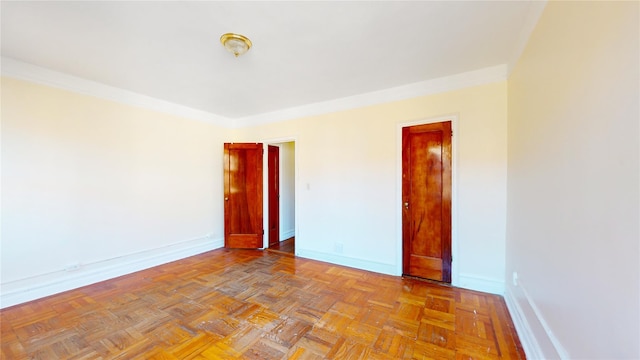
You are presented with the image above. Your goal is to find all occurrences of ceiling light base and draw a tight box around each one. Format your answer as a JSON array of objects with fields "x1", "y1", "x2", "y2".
[{"x1": 220, "y1": 33, "x2": 252, "y2": 57}]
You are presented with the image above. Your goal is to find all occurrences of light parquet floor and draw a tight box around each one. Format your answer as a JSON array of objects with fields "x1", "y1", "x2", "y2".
[{"x1": 1, "y1": 249, "x2": 525, "y2": 359}]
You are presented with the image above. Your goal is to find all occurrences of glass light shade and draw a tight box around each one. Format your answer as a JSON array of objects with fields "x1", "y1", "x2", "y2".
[{"x1": 220, "y1": 33, "x2": 252, "y2": 57}]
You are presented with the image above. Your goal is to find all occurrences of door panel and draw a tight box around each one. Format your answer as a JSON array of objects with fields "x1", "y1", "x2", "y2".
[
  {"x1": 402, "y1": 121, "x2": 452, "y2": 282},
  {"x1": 224, "y1": 143, "x2": 264, "y2": 249},
  {"x1": 268, "y1": 145, "x2": 280, "y2": 247}
]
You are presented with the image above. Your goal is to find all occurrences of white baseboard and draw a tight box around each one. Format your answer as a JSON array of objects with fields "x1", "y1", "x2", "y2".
[
  {"x1": 504, "y1": 283, "x2": 568, "y2": 359},
  {"x1": 504, "y1": 286, "x2": 546, "y2": 359},
  {"x1": 295, "y1": 249, "x2": 396, "y2": 276},
  {"x1": 456, "y1": 273, "x2": 505, "y2": 295},
  {"x1": 0, "y1": 236, "x2": 224, "y2": 309},
  {"x1": 280, "y1": 229, "x2": 295, "y2": 241},
  {"x1": 293, "y1": 251, "x2": 505, "y2": 295}
]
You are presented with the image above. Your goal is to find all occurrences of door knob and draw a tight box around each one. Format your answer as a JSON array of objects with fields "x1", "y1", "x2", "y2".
[
  {"x1": 225, "y1": 197, "x2": 229, "y2": 201},
  {"x1": 404, "y1": 202, "x2": 409, "y2": 209}
]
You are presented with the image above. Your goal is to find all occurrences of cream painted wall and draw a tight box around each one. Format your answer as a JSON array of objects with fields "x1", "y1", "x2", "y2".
[
  {"x1": 236, "y1": 81, "x2": 508, "y2": 292},
  {"x1": 506, "y1": 1, "x2": 639, "y2": 358},
  {"x1": 1, "y1": 77, "x2": 228, "y2": 306},
  {"x1": 1, "y1": 71, "x2": 508, "y2": 305}
]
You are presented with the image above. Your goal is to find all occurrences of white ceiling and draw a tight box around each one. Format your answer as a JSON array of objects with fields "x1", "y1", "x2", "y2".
[{"x1": 1, "y1": 1, "x2": 543, "y2": 120}]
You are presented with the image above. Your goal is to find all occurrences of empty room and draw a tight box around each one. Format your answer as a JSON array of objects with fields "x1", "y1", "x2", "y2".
[{"x1": 1, "y1": 1, "x2": 638, "y2": 359}]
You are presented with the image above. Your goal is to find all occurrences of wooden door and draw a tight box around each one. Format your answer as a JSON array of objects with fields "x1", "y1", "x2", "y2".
[
  {"x1": 402, "y1": 121, "x2": 452, "y2": 282},
  {"x1": 224, "y1": 143, "x2": 264, "y2": 249},
  {"x1": 268, "y1": 145, "x2": 280, "y2": 247}
]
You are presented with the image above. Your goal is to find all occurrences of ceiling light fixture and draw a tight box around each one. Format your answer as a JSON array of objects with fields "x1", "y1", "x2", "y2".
[{"x1": 220, "y1": 33, "x2": 252, "y2": 57}]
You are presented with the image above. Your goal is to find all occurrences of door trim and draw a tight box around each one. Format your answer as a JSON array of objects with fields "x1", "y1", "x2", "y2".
[
  {"x1": 260, "y1": 137, "x2": 297, "y2": 251},
  {"x1": 396, "y1": 114, "x2": 459, "y2": 285}
]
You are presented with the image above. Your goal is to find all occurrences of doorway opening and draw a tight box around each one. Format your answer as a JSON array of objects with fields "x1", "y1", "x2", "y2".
[{"x1": 265, "y1": 141, "x2": 296, "y2": 255}]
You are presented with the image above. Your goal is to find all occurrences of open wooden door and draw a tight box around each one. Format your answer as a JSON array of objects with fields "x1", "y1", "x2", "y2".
[
  {"x1": 224, "y1": 143, "x2": 264, "y2": 249},
  {"x1": 268, "y1": 145, "x2": 280, "y2": 247},
  {"x1": 402, "y1": 121, "x2": 452, "y2": 282}
]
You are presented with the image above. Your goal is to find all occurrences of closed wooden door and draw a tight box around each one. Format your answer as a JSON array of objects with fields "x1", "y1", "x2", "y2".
[
  {"x1": 402, "y1": 121, "x2": 452, "y2": 282},
  {"x1": 224, "y1": 143, "x2": 264, "y2": 249},
  {"x1": 268, "y1": 145, "x2": 280, "y2": 247}
]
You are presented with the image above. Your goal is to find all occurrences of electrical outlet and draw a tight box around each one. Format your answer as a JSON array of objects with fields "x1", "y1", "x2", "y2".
[
  {"x1": 512, "y1": 271, "x2": 518, "y2": 286},
  {"x1": 334, "y1": 242, "x2": 343, "y2": 254}
]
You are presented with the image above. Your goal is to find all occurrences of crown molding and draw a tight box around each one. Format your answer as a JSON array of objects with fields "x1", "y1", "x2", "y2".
[
  {"x1": 1, "y1": 57, "x2": 231, "y2": 128},
  {"x1": 231, "y1": 64, "x2": 508, "y2": 128},
  {"x1": 2, "y1": 57, "x2": 507, "y2": 129}
]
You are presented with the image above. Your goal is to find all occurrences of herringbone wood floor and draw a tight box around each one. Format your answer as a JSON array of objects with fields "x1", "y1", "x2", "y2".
[{"x1": 1, "y1": 249, "x2": 524, "y2": 359}]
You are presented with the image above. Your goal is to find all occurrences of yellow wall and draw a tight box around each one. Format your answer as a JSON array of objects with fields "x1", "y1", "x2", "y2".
[
  {"x1": 236, "y1": 81, "x2": 508, "y2": 291},
  {"x1": 506, "y1": 1, "x2": 639, "y2": 358},
  {"x1": 1, "y1": 73, "x2": 508, "y2": 304},
  {"x1": 1, "y1": 77, "x2": 229, "y2": 302}
]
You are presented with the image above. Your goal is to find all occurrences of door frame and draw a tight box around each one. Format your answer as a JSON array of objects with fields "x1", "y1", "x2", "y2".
[
  {"x1": 260, "y1": 137, "x2": 297, "y2": 251},
  {"x1": 396, "y1": 115, "x2": 459, "y2": 285}
]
